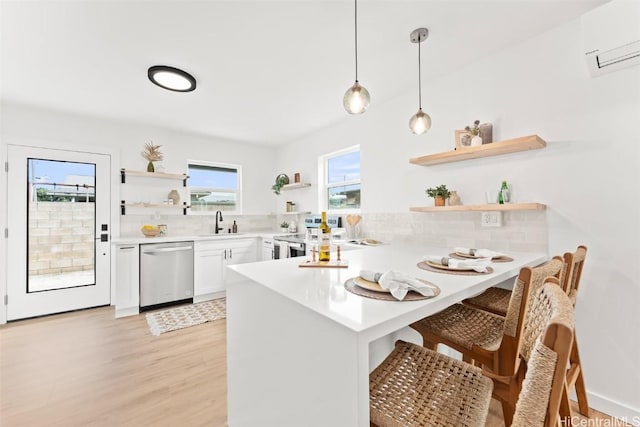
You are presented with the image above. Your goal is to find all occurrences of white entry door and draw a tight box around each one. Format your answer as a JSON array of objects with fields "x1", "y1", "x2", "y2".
[{"x1": 6, "y1": 145, "x2": 111, "y2": 320}]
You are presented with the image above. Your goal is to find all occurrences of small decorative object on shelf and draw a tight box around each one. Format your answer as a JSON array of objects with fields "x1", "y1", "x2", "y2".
[
  {"x1": 167, "y1": 189, "x2": 180, "y2": 205},
  {"x1": 498, "y1": 181, "x2": 510, "y2": 204},
  {"x1": 141, "y1": 141, "x2": 163, "y2": 172},
  {"x1": 294, "y1": 173, "x2": 300, "y2": 183},
  {"x1": 280, "y1": 221, "x2": 289, "y2": 232},
  {"x1": 271, "y1": 173, "x2": 290, "y2": 195},
  {"x1": 455, "y1": 120, "x2": 493, "y2": 150},
  {"x1": 426, "y1": 184, "x2": 451, "y2": 207},
  {"x1": 448, "y1": 191, "x2": 461, "y2": 206}
]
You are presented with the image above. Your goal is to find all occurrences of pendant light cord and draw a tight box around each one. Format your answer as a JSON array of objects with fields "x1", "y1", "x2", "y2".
[
  {"x1": 354, "y1": 0, "x2": 359, "y2": 82},
  {"x1": 417, "y1": 33, "x2": 422, "y2": 110}
]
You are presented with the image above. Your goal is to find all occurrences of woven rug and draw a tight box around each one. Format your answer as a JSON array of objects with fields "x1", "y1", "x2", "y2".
[{"x1": 146, "y1": 298, "x2": 226, "y2": 336}]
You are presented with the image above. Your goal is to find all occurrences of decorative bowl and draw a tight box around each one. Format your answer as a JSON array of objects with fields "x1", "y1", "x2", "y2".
[{"x1": 141, "y1": 226, "x2": 161, "y2": 237}]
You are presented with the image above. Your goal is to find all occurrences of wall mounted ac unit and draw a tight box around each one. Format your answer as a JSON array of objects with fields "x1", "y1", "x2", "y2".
[{"x1": 581, "y1": 0, "x2": 640, "y2": 77}]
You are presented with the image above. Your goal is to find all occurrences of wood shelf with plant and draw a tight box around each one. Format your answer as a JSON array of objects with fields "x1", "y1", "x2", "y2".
[
  {"x1": 409, "y1": 135, "x2": 546, "y2": 166},
  {"x1": 410, "y1": 203, "x2": 546, "y2": 212},
  {"x1": 281, "y1": 183, "x2": 311, "y2": 191}
]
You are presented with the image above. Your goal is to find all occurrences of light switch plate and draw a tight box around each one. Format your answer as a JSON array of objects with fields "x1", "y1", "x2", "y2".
[{"x1": 481, "y1": 211, "x2": 503, "y2": 227}]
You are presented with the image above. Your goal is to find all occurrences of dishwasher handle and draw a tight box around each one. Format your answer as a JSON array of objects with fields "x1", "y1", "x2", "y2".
[{"x1": 142, "y1": 246, "x2": 193, "y2": 255}]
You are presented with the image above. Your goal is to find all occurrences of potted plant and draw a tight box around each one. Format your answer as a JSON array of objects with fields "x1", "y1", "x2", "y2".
[
  {"x1": 426, "y1": 185, "x2": 451, "y2": 207},
  {"x1": 141, "y1": 141, "x2": 163, "y2": 172},
  {"x1": 271, "y1": 173, "x2": 290, "y2": 195},
  {"x1": 280, "y1": 221, "x2": 289, "y2": 232}
]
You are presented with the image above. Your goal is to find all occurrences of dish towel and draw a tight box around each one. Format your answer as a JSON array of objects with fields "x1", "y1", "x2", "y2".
[
  {"x1": 278, "y1": 241, "x2": 290, "y2": 258},
  {"x1": 454, "y1": 247, "x2": 506, "y2": 259},
  {"x1": 424, "y1": 255, "x2": 491, "y2": 273},
  {"x1": 360, "y1": 270, "x2": 436, "y2": 301}
]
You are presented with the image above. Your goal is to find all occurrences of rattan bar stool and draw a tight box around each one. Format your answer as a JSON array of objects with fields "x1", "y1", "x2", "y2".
[
  {"x1": 370, "y1": 282, "x2": 575, "y2": 427},
  {"x1": 559, "y1": 245, "x2": 589, "y2": 423},
  {"x1": 409, "y1": 257, "x2": 563, "y2": 425}
]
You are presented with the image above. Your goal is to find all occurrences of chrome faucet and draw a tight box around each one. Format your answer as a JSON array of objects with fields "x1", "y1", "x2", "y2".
[{"x1": 215, "y1": 210, "x2": 224, "y2": 234}]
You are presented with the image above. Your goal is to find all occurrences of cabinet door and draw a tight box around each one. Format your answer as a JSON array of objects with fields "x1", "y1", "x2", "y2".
[
  {"x1": 262, "y1": 245, "x2": 274, "y2": 261},
  {"x1": 113, "y1": 244, "x2": 139, "y2": 317},
  {"x1": 194, "y1": 247, "x2": 225, "y2": 296},
  {"x1": 227, "y1": 239, "x2": 258, "y2": 266}
]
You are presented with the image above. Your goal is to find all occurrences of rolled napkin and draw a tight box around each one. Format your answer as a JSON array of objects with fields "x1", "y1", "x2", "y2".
[
  {"x1": 454, "y1": 247, "x2": 506, "y2": 259},
  {"x1": 423, "y1": 255, "x2": 491, "y2": 273},
  {"x1": 360, "y1": 270, "x2": 436, "y2": 301}
]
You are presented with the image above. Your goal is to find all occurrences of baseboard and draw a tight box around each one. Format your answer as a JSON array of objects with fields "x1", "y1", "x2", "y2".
[
  {"x1": 586, "y1": 391, "x2": 640, "y2": 425},
  {"x1": 115, "y1": 306, "x2": 139, "y2": 318},
  {"x1": 194, "y1": 291, "x2": 226, "y2": 304}
]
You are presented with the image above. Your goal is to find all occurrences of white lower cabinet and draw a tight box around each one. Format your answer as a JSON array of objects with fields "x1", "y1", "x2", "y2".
[
  {"x1": 261, "y1": 238, "x2": 274, "y2": 261},
  {"x1": 194, "y1": 238, "x2": 258, "y2": 300},
  {"x1": 112, "y1": 244, "x2": 140, "y2": 318}
]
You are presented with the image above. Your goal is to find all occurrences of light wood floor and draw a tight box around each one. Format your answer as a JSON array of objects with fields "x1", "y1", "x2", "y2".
[{"x1": 0, "y1": 306, "x2": 622, "y2": 426}]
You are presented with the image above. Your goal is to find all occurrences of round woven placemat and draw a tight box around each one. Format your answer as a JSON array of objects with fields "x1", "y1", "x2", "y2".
[
  {"x1": 344, "y1": 278, "x2": 440, "y2": 301},
  {"x1": 448, "y1": 253, "x2": 514, "y2": 263},
  {"x1": 417, "y1": 261, "x2": 494, "y2": 275}
]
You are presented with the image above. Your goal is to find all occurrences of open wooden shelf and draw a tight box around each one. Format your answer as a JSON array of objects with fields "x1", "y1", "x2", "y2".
[
  {"x1": 282, "y1": 211, "x2": 311, "y2": 215},
  {"x1": 410, "y1": 203, "x2": 546, "y2": 213},
  {"x1": 120, "y1": 201, "x2": 190, "y2": 215},
  {"x1": 281, "y1": 183, "x2": 311, "y2": 191},
  {"x1": 409, "y1": 135, "x2": 546, "y2": 166},
  {"x1": 120, "y1": 169, "x2": 188, "y2": 186}
]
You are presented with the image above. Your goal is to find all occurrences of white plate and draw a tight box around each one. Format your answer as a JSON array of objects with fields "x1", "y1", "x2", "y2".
[
  {"x1": 426, "y1": 260, "x2": 475, "y2": 271},
  {"x1": 353, "y1": 276, "x2": 390, "y2": 293}
]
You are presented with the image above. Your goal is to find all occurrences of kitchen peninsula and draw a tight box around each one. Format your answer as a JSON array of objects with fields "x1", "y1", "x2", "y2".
[{"x1": 225, "y1": 244, "x2": 546, "y2": 427}]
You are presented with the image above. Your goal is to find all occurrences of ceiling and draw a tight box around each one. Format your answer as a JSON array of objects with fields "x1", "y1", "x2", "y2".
[{"x1": 1, "y1": 0, "x2": 607, "y2": 146}]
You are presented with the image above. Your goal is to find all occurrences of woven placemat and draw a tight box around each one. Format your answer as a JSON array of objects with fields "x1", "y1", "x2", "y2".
[
  {"x1": 448, "y1": 253, "x2": 514, "y2": 263},
  {"x1": 417, "y1": 261, "x2": 494, "y2": 276},
  {"x1": 344, "y1": 278, "x2": 440, "y2": 301}
]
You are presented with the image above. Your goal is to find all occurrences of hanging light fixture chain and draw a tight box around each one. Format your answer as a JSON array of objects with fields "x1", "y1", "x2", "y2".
[
  {"x1": 354, "y1": 0, "x2": 359, "y2": 82},
  {"x1": 417, "y1": 32, "x2": 422, "y2": 110}
]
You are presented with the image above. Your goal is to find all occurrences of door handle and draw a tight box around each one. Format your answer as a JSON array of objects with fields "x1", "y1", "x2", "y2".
[{"x1": 95, "y1": 233, "x2": 109, "y2": 242}]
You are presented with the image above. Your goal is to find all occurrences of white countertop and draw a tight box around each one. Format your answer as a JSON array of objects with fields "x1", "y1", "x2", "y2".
[
  {"x1": 227, "y1": 243, "x2": 547, "y2": 338},
  {"x1": 112, "y1": 231, "x2": 285, "y2": 245}
]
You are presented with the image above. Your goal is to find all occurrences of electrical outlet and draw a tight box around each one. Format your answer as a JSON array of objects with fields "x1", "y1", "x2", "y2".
[{"x1": 481, "y1": 211, "x2": 503, "y2": 227}]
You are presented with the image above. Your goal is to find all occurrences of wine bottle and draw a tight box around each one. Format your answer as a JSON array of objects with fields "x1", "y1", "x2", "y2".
[{"x1": 319, "y1": 211, "x2": 331, "y2": 261}]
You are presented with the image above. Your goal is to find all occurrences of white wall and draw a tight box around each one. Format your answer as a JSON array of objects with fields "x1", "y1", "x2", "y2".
[
  {"x1": 0, "y1": 104, "x2": 279, "y2": 322},
  {"x1": 276, "y1": 16, "x2": 640, "y2": 421}
]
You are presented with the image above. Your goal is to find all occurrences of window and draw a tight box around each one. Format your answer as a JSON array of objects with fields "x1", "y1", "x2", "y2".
[
  {"x1": 320, "y1": 146, "x2": 360, "y2": 212},
  {"x1": 188, "y1": 161, "x2": 241, "y2": 214}
]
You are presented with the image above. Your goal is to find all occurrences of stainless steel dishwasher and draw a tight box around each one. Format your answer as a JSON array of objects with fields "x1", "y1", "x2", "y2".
[{"x1": 140, "y1": 241, "x2": 194, "y2": 310}]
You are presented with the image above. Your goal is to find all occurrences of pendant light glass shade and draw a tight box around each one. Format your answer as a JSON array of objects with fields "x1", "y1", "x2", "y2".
[
  {"x1": 409, "y1": 28, "x2": 430, "y2": 134},
  {"x1": 344, "y1": 0, "x2": 369, "y2": 114},
  {"x1": 409, "y1": 109, "x2": 432, "y2": 135},
  {"x1": 343, "y1": 81, "x2": 370, "y2": 114}
]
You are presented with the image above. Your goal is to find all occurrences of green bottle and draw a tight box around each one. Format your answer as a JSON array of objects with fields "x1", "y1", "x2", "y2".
[{"x1": 498, "y1": 181, "x2": 509, "y2": 204}]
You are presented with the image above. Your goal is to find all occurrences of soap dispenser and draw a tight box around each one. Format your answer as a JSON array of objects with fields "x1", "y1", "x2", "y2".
[{"x1": 232, "y1": 220, "x2": 238, "y2": 233}]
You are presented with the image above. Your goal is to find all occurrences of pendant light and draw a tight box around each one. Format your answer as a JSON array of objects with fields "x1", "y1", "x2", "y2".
[
  {"x1": 343, "y1": 0, "x2": 370, "y2": 114},
  {"x1": 409, "y1": 28, "x2": 431, "y2": 134}
]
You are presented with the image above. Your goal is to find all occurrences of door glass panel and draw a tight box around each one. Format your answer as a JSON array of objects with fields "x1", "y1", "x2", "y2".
[{"x1": 27, "y1": 158, "x2": 96, "y2": 292}]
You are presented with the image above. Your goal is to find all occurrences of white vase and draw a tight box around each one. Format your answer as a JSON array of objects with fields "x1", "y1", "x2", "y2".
[{"x1": 471, "y1": 135, "x2": 483, "y2": 147}]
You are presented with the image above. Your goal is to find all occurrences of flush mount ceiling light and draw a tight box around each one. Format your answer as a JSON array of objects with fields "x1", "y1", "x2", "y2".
[
  {"x1": 343, "y1": 0, "x2": 370, "y2": 114},
  {"x1": 409, "y1": 28, "x2": 432, "y2": 135},
  {"x1": 148, "y1": 65, "x2": 196, "y2": 92}
]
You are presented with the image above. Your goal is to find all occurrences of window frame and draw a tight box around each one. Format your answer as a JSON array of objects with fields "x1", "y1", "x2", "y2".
[
  {"x1": 187, "y1": 160, "x2": 242, "y2": 215},
  {"x1": 318, "y1": 145, "x2": 361, "y2": 214}
]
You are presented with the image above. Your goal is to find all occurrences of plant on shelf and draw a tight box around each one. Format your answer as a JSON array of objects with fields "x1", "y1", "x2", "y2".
[
  {"x1": 271, "y1": 173, "x2": 290, "y2": 195},
  {"x1": 464, "y1": 120, "x2": 481, "y2": 136},
  {"x1": 141, "y1": 141, "x2": 163, "y2": 172},
  {"x1": 425, "y1": 184, "x2": 451, "y2": 207},
  {"x1": 280, "y1": 221, "x2": 289, "y2": 232}
]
